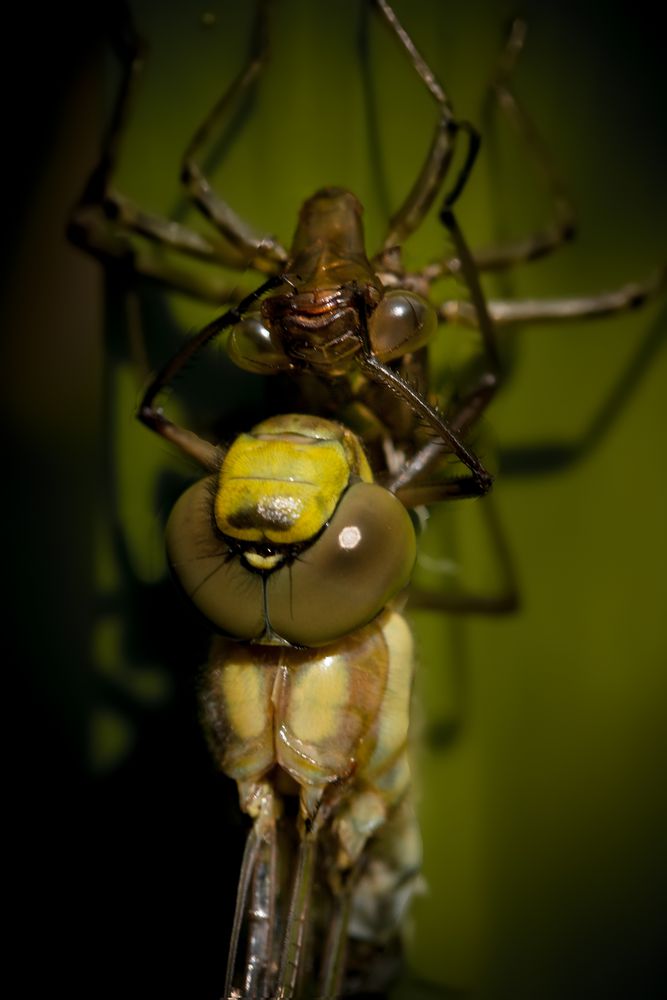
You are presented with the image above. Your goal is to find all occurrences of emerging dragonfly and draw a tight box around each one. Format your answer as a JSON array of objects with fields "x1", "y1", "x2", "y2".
[
  {"x1": 163, "y1": 409, "x2": 421, "y2": 997},
  {"x1": 70, "y1": 0, "x2": 663, "y2": 465},
  {"x1": 69, "y1": 1, "x2": 666, "y2": 996}
]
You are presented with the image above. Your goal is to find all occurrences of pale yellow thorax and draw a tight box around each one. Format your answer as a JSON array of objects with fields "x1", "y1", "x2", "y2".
[{"x1": 287, "y1": 655, "x2": 350, "y2": 743}]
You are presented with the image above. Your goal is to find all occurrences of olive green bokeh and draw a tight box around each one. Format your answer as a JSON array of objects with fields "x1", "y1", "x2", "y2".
[{"x1": 3, "y1": 1, "x2": 666, "y2": 997}]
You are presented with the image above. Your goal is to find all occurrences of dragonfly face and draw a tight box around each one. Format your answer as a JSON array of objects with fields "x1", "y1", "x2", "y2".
[{"x1": 166, "y1": 413, "x2": 416, "y2": 647}]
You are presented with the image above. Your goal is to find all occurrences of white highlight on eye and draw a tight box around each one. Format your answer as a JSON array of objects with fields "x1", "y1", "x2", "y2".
[{"x1": 338, "y1": 525, "x2": 362, "y2": 550}]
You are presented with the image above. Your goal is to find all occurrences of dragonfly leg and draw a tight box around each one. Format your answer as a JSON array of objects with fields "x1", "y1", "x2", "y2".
[
  {"x1": 464, "y1": 15, "x2": 576, "y2": 273},
  {"x1": 497, "y1": 293, "x2": 667, "y2": 477},
  {"x1": 136, "y1": 275, "x2": 283, "y2": 467},
  {"x1": 435, "y1": 269, "x2": 667, "y2": 473},
  {"x1": 180, "y1": 0, "x2": 288, "y2": 272},
  {"x1": 438, "y1": 205, "x2": 503, "y2": 399},
  {"x1": 419, "y1": 17, "x2": 577, "y2": 285},
  {"x1": 371, "y1": 0, "x2": 479, "y2": 253},
  {"x1": 355, "y1": 270, "x2": 494, "y2": 495},
  {"x1": 358, "y1": 349, "x2": 493, "y2": 496},
  {"x1": 371, "y1": 207, "x2": 501, "y2": 498},
  {"x1": 68, "y1": 4, "x2": 248, "y2": 300},
  {"x1": 440, "y1": 268, "x2": 667, "y2": 330}
]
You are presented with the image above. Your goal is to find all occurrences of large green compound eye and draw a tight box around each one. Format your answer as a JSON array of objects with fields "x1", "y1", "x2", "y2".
[
  {"x1": 165, "y1": 478, "x2": 265, "y2": 641},
  {"x1": 266, "y1": 482, "x2": 417, "y2": 647},
  {"x1": 368, "y1": 290, "x2": 437, "y2": 361},
  {"x1": 165, "y1": 479, "x2": 416, "y2": 648}
]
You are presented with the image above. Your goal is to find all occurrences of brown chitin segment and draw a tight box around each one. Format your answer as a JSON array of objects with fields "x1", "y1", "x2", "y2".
[
  {"x1": 288, "y1": 188, "x2": 380, "y2": 294},
  {"x1": 261, "y1": 189, "x2": 383, "y2": 376},
  {"x1": 275, "y1": 614, "x2": 391, "y2": 819}
]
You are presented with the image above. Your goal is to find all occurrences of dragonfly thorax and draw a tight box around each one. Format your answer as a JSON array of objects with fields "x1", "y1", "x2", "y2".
[{"x1": 227, "y1": 186, "x2": 436, "y2": 378}]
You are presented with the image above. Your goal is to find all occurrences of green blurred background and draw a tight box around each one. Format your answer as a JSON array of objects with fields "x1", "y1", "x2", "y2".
[{"x1": 3, "y1": 1, "x2": 666, "y2": 997}]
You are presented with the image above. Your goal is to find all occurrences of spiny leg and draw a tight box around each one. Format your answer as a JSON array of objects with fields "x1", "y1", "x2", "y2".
[
  {"x1": 357, "y1": 343, "x2": 493, "y2": 497},
  {"x1": 499, "y1": 294, "x2": 667, "y2": 476},
  {"x1": 440, "y1": 268, "x2": 667, "y2": 329},
  {"x1": 382, "y1": 371, "x2": 520, "y2": 615},
  {"x1": 180, "y1": 0, "x2": 288, "y2": 272},
  {"x1": 137, "y1": 274, "x2": 284, "y2": 467},
  {"x1": 435, "y1": 261, "x2": 666, "y2": 426},
  {"x1": 361, "y1": 10, "x2": 504, "y2": 497},
  {"x1": 370, "y1": 240, "x2": 509, "y2": 650},
  {"x1": 357, "y1": 0, "x2": 392, "y2": 230},
  {"x1": 418, "y1": 17, "x2": 577, "y2": 286},
  {"x1": 480, "y1": 16, "x2": 576, "y2": 267},
  {"x1": 68, "y1": 3, "x2": 249, "y2": 301},
  {"x1": 384, "y1": 200, "x2": 502, "y2": 498},
  {"x1": 413, "y1": 272, "x2": 667, "y2": 485},
  {"x1": 437, "y1": 272, "x2": 667, "y2": 475},
  {"x1": 370, "y1": 0, "x2": 480, "y2": 254},
  {"x1": 439, "y1": 204, "x2": 502, "y2": 415}
]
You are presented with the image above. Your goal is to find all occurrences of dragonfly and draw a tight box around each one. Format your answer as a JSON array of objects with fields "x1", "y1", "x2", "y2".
[
  {"x1": 67, "y1": 1, "x2": 666, "y2": 997},
  {"x1": 160, "y1": 409, "x2": 422, "y2": 997},
  {"x1": 70, "y1": 0, "x2": 665, "y2": 513}
]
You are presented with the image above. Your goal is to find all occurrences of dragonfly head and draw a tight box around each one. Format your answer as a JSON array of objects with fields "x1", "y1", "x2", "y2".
[{"x1": 165, "y1": 415, "x2": 416, "y2": 647}]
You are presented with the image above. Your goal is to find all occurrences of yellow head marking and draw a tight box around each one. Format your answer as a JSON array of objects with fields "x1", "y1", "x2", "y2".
[{"x1": 215, "y1": 432, "x2": 352, "y2": 544}]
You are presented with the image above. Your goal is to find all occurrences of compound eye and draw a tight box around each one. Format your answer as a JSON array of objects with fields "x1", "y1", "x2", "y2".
[
  {"x1": 165, "y1": 478, "x2": 265, "y2": 640},
  {"x1": 165, "y1": 477, "x2": 416, "y2": 649},
  {"x1": 267, "y1": 482, "x2": 417, "y2": 646},
  {"x1": 368, "y1": 290, "x2": 437, "y2": 361},
  {"x1": 227, "y1": 312, "x2": 292, "y2": 374}
]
